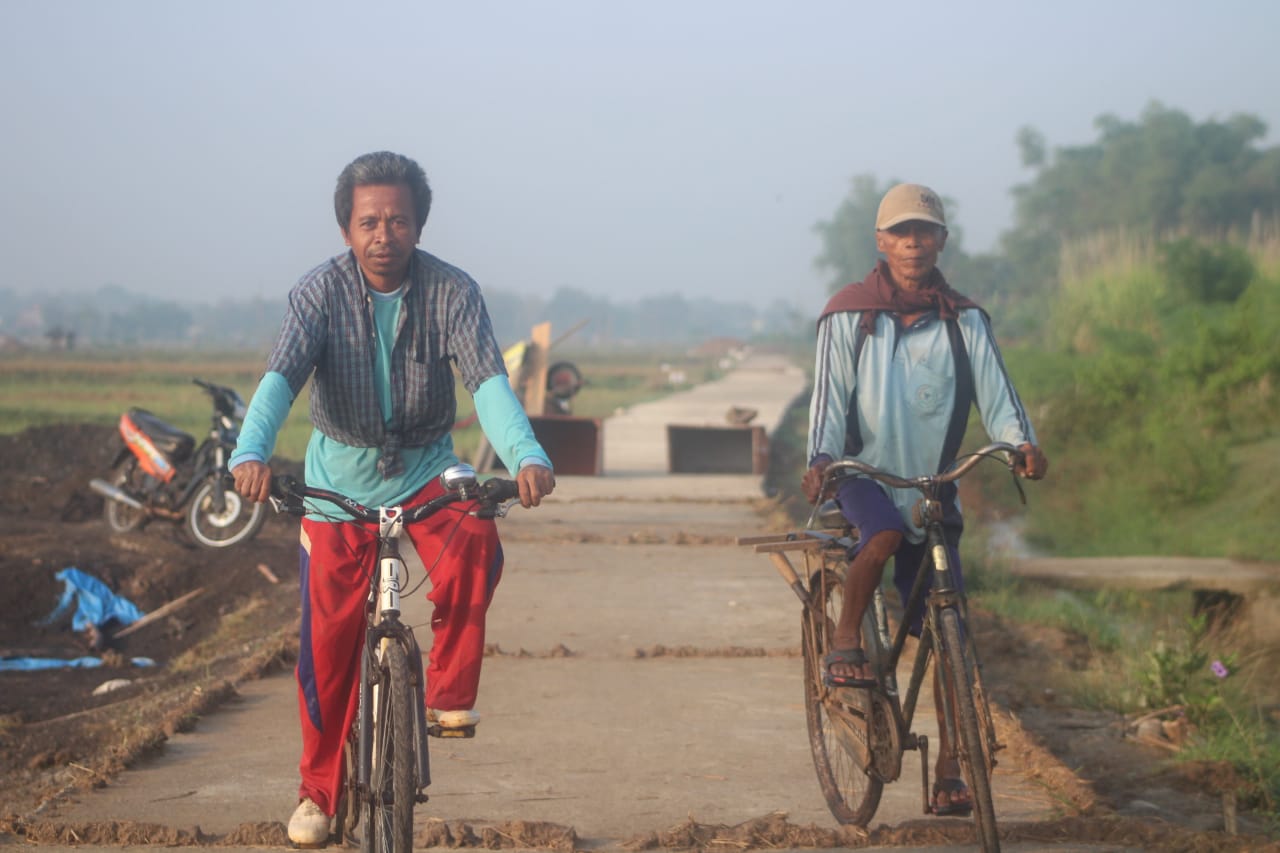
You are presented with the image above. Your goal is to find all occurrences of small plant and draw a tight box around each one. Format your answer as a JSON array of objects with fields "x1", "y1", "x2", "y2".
[
  {"x1": 1179, "y1": 675, "x2": 1280, "y2": 816},
  {"x1": 1132, "y1": 615, "x2": 1280, "y2": 816},
  {"x1": 1137, "y1": 614, "x2": 1236, "y2": 726}
]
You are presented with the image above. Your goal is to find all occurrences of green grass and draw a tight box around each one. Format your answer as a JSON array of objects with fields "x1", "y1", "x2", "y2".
[
  {"x1": 549, "y1": 347, "x2": 725, "y2": 419},
  {"x1": 0, "y1": 351, "x2": 314, "y2": 460},
  {"x1": 0, "y1": 346, "x2": 725, "y2": 467},
  {"x1": 969, "y1": 554, "x2": 1280, "y2": 817},
  {"x1": 1020, "y1": 435, "x2": 1280, "y2": 560}
]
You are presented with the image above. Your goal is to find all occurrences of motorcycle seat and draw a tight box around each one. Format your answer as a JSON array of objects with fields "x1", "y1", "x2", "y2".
[{"x1": 126, "y1": 408, "x2": 196, "y2": 462}]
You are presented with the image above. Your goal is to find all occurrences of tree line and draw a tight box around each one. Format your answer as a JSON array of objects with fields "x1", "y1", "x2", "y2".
[
  {"x1": 0, "y1": 283, "x2": 805, "y2": 352},
  {"x1": 814, "y1": 101, "x2": 1280, "y2": 336}
]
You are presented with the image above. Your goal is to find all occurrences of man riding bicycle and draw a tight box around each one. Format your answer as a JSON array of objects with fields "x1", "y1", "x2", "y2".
[
  {"x1": 231, "y1": 151, "x2": 555, "y2": 846},
  {"x1": 802, "y1": 182, "x2": 1047, "y2": 816}
]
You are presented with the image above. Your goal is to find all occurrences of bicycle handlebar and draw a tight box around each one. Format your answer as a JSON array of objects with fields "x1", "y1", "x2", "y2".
[
  {"x1": 822, "y1": 441, "x2": 1025, "y2": 494},
  {"x1": 269, "y1": 473, "x2": 520, "y2": 523}
]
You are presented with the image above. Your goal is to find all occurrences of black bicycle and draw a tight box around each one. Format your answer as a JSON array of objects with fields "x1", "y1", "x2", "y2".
[
  {"x1": 271, "y1": 464, "x2": 520, "y2": 853},
  {"x1": 740, "y1": 442, "x2": 1027, "y2": 852}
]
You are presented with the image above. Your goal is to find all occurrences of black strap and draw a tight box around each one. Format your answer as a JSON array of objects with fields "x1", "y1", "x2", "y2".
[
  {"x1": 939, "y1": 318, "x2": 974, "y2": 472},
  {"x1": 841, "y1": 325, "x2": 869, "y2": 457}
]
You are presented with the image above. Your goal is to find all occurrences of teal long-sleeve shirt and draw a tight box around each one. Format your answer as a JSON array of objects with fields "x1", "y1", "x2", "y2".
[{"x1": 230, "y1": 286, "x2": 550, "y2": 511}]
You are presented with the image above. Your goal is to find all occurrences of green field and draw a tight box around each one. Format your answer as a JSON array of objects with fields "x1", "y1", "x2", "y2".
[{"x1": 0, "y1": 347, "x2": 724, "y2": 465}]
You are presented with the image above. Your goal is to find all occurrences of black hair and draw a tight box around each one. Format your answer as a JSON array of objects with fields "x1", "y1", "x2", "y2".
[{"x1": 334, "y1": 151, "x2": 432, "y2": 234}]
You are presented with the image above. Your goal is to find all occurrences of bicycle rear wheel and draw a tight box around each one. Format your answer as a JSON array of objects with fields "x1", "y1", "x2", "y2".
[
  {"x1": 363, "y1": 641, "x2": 417, "y2": 853},
  {"x1": 802, "y1": 567, "x2": 885, "y2": 826},
  {"x1": 937, "y1": 607, "x2": 999, "y2": 851}
]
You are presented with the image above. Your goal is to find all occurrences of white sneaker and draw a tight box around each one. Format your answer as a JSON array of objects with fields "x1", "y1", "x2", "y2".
[
  {"x1": 428, "y1": 708, "x2": 480, "y2": 733},
  {"x1": 288, "y1": 797, "x2": 330, "y2": 847}
]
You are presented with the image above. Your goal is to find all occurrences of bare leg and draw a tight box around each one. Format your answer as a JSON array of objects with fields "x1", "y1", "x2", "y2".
[{"x1": 828, "y1": 529, "x2": 901, "y2": 682}]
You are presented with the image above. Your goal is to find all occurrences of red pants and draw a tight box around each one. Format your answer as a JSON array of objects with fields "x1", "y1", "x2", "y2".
[{"x1": 293, "y1": 477, "x2": 503, "y2": 815}]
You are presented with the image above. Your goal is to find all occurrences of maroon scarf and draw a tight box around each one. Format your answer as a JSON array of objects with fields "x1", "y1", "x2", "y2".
[{"x1": 819, "y1": 261, "x2": 981, "y2": 334}]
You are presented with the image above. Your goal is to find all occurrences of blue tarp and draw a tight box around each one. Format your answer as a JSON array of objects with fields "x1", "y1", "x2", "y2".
[
  {"x1": 0, "y1": 655, "x2": 155, "y2": 672},
  {"x1": 38, "y1": 567, "x2": 145, "y2": 632},
  {"x1": 0, "y1": 567, "x2": 154, "y2": 673}
]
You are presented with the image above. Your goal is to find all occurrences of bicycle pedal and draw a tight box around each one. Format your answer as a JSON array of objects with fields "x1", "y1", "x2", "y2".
[{"x1": 428, "y1": 724, "x2": 475, "y2": 738}]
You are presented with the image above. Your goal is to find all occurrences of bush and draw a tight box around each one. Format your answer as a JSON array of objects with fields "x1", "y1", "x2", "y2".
[{"x1": 1158, "y1": 238, "x2": 1254, "y2": 305}]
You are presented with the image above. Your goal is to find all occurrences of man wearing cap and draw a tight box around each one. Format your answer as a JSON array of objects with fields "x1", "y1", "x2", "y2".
[{"x1": 802, "y1": 183, "x2": 1048, "y2": 815}]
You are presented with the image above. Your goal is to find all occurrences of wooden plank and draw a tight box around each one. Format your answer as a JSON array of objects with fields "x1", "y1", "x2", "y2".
[
  {"x1": 753, "y1": 539, "x2": 837, "y2": 554},
  {"x1": 768, "y1": 551, "x2": 802, "y2": 586},
  {"x1": 523, "y1": 322, "x2": 551, "y2": 416},
  {"x1": 738, "y1": 530, "x2": 850, "y2": 552},
  {"x1": 735, "y1": 533, "x2": 797, "y2": 545},
  {"x1": 113, "y1": 587, "x2": 205, "y2": 639}
]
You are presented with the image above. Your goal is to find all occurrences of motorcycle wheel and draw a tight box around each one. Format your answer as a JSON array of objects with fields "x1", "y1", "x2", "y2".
[
  {"x1": 187, "y1": 477, "x2": 267, "y2": 549},
  {"x1": 104, "y1": 461, "x2": 148, "y2": 533}
]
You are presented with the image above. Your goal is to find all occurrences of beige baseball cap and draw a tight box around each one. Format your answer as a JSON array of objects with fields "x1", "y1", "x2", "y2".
[{"x1": 876, "y1": 183, "x2": 947, "y2": 230}]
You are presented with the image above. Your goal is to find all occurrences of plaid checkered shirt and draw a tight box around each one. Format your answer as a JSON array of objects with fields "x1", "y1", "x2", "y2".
[{"x1": 266, "y1": 249, "x2": 506, "y2": 477}]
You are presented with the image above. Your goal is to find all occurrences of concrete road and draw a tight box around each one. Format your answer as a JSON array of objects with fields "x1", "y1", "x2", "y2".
[{"x1": 49, "y1": 351, "x2": 1105, "y2": 851}]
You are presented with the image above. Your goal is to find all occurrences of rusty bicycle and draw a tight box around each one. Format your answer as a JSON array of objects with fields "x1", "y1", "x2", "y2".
[{"x1": 740, "y1": 441, "x2": 1028, "y2": 852}]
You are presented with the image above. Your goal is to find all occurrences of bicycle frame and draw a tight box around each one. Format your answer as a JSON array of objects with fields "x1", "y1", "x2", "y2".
[
  {"x1": 355, "y1": 508, "x2": 433, "y2": 804},
  {"x1": 271, "y1": 466, "x2": 521, "y2": 850},
  {"x1": 741, "y1": 441, "x2": 1022, "y2": 847},
  {"x1": 876, "y1": 519, "x2": 983, "y2": 797}
]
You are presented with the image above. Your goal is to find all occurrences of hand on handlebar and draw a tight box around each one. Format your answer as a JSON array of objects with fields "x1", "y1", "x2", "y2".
[
  {"x1": 232, "y1": 460, "x2": 274, "y2": 504},
  {"x1": 516, "y1": 463, "x2": 556, "y2": 508},
  {"x1": 801, "y1": 457, "x2": 832, "y2": 505},
  {"x1": 1013, "y1": 443, "x2": 1049, "y2": 480}
]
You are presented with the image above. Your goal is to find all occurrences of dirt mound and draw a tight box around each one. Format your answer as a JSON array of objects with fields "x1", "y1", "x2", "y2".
[
  {"x1": 419, "y1": 818, "x2": 579, "y2": 850},
  {"x1": 10, "y1": 816, "x2": 292, "y2": 846},
  {"x1": 621, "y1": 812, "x2": 1277, "y2": 851},
  {"x1": 0, "y1": 423, "x2": 302, "y2": 819},
  {"x1": 0, "y1": 422, "x2": 119, "y2": 519}
]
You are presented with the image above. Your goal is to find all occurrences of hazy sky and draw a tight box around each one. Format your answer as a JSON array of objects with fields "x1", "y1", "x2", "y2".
[{"x1": 3, "y1": 1, "x2": 1278, "y2": 314}]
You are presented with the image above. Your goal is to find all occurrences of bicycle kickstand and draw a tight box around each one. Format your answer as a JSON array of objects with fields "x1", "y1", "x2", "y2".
[{"x1": 918, "y1": 734, "x2": 931, "y2": 816}]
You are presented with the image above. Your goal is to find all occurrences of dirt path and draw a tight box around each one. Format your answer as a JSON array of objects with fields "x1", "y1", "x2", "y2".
[{"x1": 2, "y1": 353, "x2": 1274, "y2": 851}]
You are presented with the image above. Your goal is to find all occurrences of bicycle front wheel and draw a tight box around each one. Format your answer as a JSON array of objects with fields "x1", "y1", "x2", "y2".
[
  {"x1": 365, "y1": 642, "x2": 417, "y2": 853},
  {"x1": 802, "y1": 568, "x2": 885, "y2": 826},
  {"x1": 937, "y1": 607, "x2": 999, "y2": 851}
]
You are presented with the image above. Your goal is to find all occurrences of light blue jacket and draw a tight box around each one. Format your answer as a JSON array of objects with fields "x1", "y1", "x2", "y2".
[{"x1": 807, "y1": 308, "x2": 1036, "y2": 541}]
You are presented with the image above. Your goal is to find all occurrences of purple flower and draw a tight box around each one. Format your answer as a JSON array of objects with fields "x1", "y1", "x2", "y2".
[{"x1": 1210, "y1": 660, "x2": 1229, "y2": 679}]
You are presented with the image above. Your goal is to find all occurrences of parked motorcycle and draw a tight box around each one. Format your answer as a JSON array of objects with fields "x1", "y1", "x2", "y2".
[{"x1": 90, "y1": 378, "x2": 267, "y2": 549}]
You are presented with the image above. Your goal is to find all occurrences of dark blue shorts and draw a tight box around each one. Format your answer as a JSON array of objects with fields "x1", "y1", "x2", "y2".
[{"x1": 834, "y1": 477, "x2": 964, "y2": 635}]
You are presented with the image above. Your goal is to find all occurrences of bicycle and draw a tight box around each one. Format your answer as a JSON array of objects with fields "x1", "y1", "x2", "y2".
[
  {"x1": 270, "y1": 464, "x2": 520, "y2": 853},
  {"x1": 739, "y1": 441, "x2": 1027, "y2": 852}
]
